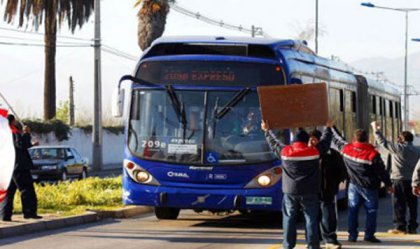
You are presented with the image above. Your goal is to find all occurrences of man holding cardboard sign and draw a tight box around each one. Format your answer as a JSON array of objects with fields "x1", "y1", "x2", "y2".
[
  {"x1": 259, "y1": 83, "x2": 333, "y2": 249},
  {"x1": 262, "y1": 119, "x2": 333, "y2": 249}
]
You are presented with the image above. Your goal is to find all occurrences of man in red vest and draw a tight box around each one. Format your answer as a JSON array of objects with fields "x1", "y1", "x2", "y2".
[
  {"x1": 331, "y1": 127, "x2": 393, "y2": 243},
  {"x1": 262, "y1": 120, "x2": 333, "y2": 249}
]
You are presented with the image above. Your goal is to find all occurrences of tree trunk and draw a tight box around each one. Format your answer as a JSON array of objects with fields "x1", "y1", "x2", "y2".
[
  {"x1": 137, "y1": 1, "x2": 170, "y2": 50},
  {"x1": 44, "y1": 0, "x2": 58, "y2": 120}
]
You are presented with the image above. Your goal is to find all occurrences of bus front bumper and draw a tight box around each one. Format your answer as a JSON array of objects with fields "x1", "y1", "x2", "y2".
[{"x1": 122, "y1": 178, "x2": 282, "y2": 212}]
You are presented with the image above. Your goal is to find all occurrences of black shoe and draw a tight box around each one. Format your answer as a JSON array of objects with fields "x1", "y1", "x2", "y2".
[
  {"x1": 348, "y1": 238, "x2": 357, "y2": 242},
  {"x1": 407, "y1": 229, "x2": 417, "y2": 234},
  {"x1": 364, "y1": 237, "x2": 381, "y2": 243},
  {"x1": 2, "y1": 217, "x2": 12, "y2": 222},
  {"x1": 24, "y1": 215, "x2": 43, "y2": 219}
]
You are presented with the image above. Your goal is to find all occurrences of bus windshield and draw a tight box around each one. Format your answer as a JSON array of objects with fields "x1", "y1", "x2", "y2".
[{"x1": 128, "y1": 89, "x2": 279, "y2": 165}]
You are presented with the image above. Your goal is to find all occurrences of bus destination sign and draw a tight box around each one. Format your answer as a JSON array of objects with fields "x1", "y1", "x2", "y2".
[{"x1": 163, "y1": 70, "x2": 236, "y2": 82}]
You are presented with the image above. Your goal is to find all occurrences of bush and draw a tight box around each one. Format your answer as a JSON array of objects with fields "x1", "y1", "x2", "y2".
[
  {"x1": 78, "y1": 125, "x2": 124, "y2": 135},
  {"x1": 22, "y1": 119, "x2": 124, "y2": 141},
  {"x1": 23, "y1": 119, "x2": 71, "y2": 141},
  {"x1": 13, "y1": 177, "x2": 123, "y2": 216}
]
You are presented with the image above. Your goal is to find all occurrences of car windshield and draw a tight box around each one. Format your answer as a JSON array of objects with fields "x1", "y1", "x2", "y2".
[
  {"x1": 29, "y1": 148, "x2": 66, "y2": 160},
  {"x1": 128, "y1": 89, "x2": 282, "y2": 165}
]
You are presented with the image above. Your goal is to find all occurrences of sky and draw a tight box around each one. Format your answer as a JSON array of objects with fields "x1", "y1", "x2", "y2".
[{"x1": 0, "y1": 0, "x2": 420, "y2": 120}]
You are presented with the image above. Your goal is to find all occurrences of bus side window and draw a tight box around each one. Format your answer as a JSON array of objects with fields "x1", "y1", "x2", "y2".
[
  {"x1": 389, "y1": 100, "x2": 394, "y2": 118},
  {"x1": 339, "y1": 89, "x2": 344, "y2": 112},
  {"x1": 351, "y1": 91, "x2": 356, "y2": 113},
  {"x1": 372, "y1": 95, "x2": 377, "y2": 114},
  {"x1": 379, "y1": 97, "x2": 383, "y2": 116}
]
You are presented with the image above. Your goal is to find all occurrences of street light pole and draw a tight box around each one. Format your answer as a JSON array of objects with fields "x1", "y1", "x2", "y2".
[{"x1": 361, "y1": 2, "x2": 420, "y2": 130}]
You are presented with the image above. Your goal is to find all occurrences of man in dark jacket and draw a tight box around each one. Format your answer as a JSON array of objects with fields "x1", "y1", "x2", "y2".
[
  {"x1": 331, "y1": 127, "x2": 393, "y2": 243},
  {"x1": 310, "y1": 129, "x2": 347, "y2": 249},
  {"x1": 0, "y1": 114, "x2": 41, "y2": 221},
  {"x1": 262, "y1": 120, "x2": 333, "y2": 249},
  {"x1": 372, "y1": 121, "x2": 420, "y2": 234}
]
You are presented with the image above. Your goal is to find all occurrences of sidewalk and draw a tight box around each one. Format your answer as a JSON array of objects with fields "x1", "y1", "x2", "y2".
[{"x1": 0, "y1": 206, "x2": 152, "y2": 239}]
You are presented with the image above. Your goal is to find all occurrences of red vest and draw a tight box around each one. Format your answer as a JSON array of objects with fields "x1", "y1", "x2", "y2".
[
  {"x1": 342, "y1": 142, "x2": 378, "y2": 165},
  {"x1": 281, "y1": 142, "x2": 320, "y2": 161}
]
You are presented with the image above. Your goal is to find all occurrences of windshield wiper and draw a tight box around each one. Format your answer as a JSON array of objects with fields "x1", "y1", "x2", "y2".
[
  {"x1": 215, "y1": 88, "x2": 251, "y2": 120},
  {"x1": 165, "y1": 85, "x2": 187, "y2": 127}
]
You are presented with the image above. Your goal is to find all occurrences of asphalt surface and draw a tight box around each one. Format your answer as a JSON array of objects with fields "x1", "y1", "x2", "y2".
[{"x1": 0, "y1": 195, "x2": 419, "y2": 249}]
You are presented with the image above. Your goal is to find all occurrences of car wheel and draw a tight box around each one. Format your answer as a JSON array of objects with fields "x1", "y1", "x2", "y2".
[
  {"x1": 61, "y1": 170, "x2": 68, "y2": 181},
  {"x1": 80, "y1": 168, "x2": 88, "y2": 180}
]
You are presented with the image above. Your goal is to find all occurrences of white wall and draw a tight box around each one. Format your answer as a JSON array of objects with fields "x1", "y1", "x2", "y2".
[{"x1": 34, "y1": 128, "x2": 124, "y2": 170}]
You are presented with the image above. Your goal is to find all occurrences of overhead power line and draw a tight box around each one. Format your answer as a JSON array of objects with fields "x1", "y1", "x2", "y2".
[
  {"x1": 102, "y1": 44, "x2": 138, "y2": 61},
  {"x1": 170, "y1": 3, "x2": 271, "y2": 38},
  {"x1": 102, "y1": 46, "x2": 138, "y2": 61},
  {"x1": 0, "y1": 41, "x2": 91, "y2": 47},
  {"x1": 0, "y1": 26, "x2": 92, "y2": 42},
  {"x1": 0, "y1": 29, "x2": 138, "y2": 61}
]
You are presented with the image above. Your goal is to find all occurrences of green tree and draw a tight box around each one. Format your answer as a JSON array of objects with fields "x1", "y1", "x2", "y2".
[
  {"x1": 2, "y1": 0, "x2": 94, "y2": 120},
  {"x1": 135, "y1": 0, "x2": 174, "y2": 50},
  {"x1": 56, "y1": 100, "x2": 70, "y2": 124}
]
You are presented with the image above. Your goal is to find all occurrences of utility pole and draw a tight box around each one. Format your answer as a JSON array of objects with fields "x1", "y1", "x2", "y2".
[
  {"x1": 251, "y1": 25, "x2": 263, "y2": 38},
  {"x1": 315, "y1": 0, "x2": 319, "y2": 54},
  {"x1": 69, "y1": 76, "x2": 75, "y2": 126},
  {"x1": 93, "y1": 0, "x2": 103, "y2": 171},
  {"x1": 403, "y1": 11, "x2": 409, "y2": 130}
]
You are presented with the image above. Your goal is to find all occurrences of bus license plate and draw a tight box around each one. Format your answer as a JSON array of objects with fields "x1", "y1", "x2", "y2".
[{"x1": 246, "y1": 197, "x2": 272, "y2": 205}]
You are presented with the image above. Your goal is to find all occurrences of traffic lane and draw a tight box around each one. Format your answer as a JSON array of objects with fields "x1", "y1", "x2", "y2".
[
  {"x1": 2, "y1": 195, "x2": 419, "y2": 249},
  {"x1": 0, "y1": 212, "x2": 282, "y2": 249}
]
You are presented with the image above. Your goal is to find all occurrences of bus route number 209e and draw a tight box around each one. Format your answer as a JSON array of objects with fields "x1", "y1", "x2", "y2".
[{"x1": 141, "y1": 140, "x2": 167, "y2": 149}]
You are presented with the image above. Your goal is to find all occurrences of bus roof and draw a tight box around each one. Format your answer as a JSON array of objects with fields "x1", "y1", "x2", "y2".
[{"x1": 151, "y1": 36, "x2": 294, "y2": 46}]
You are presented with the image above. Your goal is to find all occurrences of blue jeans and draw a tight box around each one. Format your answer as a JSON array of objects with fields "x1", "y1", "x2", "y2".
[
  {"x1": 320, "y1": 198, "x2": 338, "y2": 243},
  {"x1": 283, "y1": 193, "x2": 320, "y2": 249},
  {"x1": 347, "y1": 183, "x2": 379, "y2": 240}
]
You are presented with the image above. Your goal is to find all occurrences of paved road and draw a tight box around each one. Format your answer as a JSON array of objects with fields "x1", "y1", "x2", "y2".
[{"x1": 0, "y1": 196, "x2": 419, "y2": 249}]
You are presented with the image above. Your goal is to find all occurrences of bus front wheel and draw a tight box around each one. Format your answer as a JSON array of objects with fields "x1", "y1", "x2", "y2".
[{"x1": 154, "y1": 207, "x2": 180, "y2": 220}]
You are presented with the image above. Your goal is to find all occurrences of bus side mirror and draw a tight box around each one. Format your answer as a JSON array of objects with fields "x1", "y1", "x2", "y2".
[{"x1": 112, "y1": 88, "x2": 125, "y2": 117}]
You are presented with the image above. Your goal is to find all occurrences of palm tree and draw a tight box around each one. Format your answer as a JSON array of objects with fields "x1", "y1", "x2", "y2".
[
  {"x1": 2, "y1": 0, "x2": 94, "y2": 120},
  {"x1": 136, "y1": 0, "x2": 174, "y2": 50}
]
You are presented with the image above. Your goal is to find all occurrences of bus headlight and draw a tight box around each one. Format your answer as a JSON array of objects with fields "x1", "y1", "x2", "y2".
[
  {"x1": 124, "y1": 159, "x2": 160, "y2": 186},
  {"x1": 244, "y1": 166, "x2": 282, "y2": 189},
  {"x1": 257, "y1": 175, "x2": 272, "y2": 187},
  {"x1": 134, "y1": 170, "x2": 150, "y2": 183}
]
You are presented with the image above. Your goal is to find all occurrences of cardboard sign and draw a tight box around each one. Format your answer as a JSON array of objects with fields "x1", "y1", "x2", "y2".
[{"x1": 257, "y1": 83, "x2": 329, "y2": 129}]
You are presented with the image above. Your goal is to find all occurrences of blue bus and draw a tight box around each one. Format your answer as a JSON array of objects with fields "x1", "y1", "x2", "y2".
[{"x1": 112, "y1": 36, "x2": 401, "y2": 219}]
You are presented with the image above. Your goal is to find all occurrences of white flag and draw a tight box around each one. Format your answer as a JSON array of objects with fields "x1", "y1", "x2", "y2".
[{"x1": 0, "y1": 109, "x2": 15, "y2": 203}]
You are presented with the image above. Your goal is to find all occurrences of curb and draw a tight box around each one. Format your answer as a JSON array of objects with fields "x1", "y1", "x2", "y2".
[
  {"x1": 0, "y1": 206, "x2": 152, "y2": 239},
  {"x1": 95, "y1": 206, "x2": 153, "y2": 219}
]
